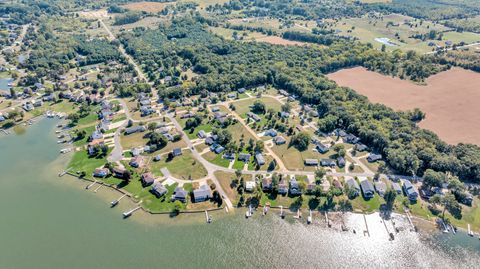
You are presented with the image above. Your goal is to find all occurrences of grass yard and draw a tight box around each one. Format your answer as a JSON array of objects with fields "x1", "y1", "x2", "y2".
[
  {"x1": 68, "y1": 150, "x2": 108, "y2": 176},
  {"x1": 232, "y1": 96, "x2": 283, "y2": 117},
  {"x1": 71, "y1": 125, "x2": 96, "y2": 147},
  {"x1": 271, "y1": 139, "x2": 333, "y2": 171},
  {"x1": 214, "y1": 171, "x2": 237, "y2": 202},
  {"x1": 120, "y1": 131, "x2": 148, "y2": 149},
  {"x1": 203, "y1": 151, "x2": 230, "y2": 168},
  {"x1": 351, "y1": 195, "x2": 384, "y2": 213},
  {"x1": 149, "y1": 151, "x2": 208, "y2": 180}
]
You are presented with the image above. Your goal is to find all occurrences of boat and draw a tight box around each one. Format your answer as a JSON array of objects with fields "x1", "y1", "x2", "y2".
[
  {"x1": 245, "y1": 205, "x2": 253, "y2": 218},
  {"x1": 279, "y1": 205, "x2": 285, "y2": 219},
  {"x1": 110, "y1": 200, "x2": 119, "y2": 207},
  {"x1": 468, "y1": 224, "x2": 474, "y2": 237},
  {"x1": 450, "y1": 224, "x2": 456, "y2": 234},
  {"x1": 60, "y1": 148, "x2": 72, "y2": 154},
  {"x1": 307, "y1": 210, "x2": 312, "y2": 224},
  {"x1": 207, "y1": 215, "x2": 212, "y2": 223}
]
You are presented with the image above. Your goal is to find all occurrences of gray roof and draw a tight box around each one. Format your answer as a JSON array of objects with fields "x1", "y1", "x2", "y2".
[
  {"x1": 346, "y1": 178, "x2": 360, "y2": 191},
  {"x1": 255, "y1": 153, "x2": 265, "y2": 165},
  {"x1": 193, "y1": 185, "x2": 211, "y2": 201},
  {"x1": 238, "y1": 153, "x2": 251, "y2": 162},
  {"x1": 151, "y1": 183, "x2": 167, "y2": 197},
  {"x1": 360, "y1": 180, "x2": 375, "y2": 194}
]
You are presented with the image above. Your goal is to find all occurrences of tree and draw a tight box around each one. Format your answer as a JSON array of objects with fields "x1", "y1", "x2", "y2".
[
  {"x1": 251, "y1": 100, "x2": 266, "y2": 114},
  {"x1": 431, "y1": 193, "x2": 462, "y2": 219},
  {"x1": 147, "y1": 122, "x2": 157, "y2": 132},
  {"x1": 254, "y1": 140, "x2": 264, "y2": 152},
  {"x1": 423, "y1": 169, "x2": 447, "y2": 189},
  {"x1": 384, "y1": 189, "x2": 396, "y2": 211},
  {"x1": 315, "y1": 168, "x2": 326, "y2": 183},
  {"x1": 172, "y1": 200, "x2": 182, "y2": 215},
  {"x1": 290, "y1": 132, "x2": 310, "y2": 151}
]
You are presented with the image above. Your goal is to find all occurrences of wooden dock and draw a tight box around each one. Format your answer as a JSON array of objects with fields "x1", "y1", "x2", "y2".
[
  {"x1": 123, "y1": 206, "x2": 141, "y2": 218},
  {"x1": 363, "y1": 214, "x2": 370, "y2": 237},
  {"x1": 110, "y1": 194, "x2": 127, "y2": 207},
  {"x1": 85, "y1": 181, "x2": 97, "y2": 190}
]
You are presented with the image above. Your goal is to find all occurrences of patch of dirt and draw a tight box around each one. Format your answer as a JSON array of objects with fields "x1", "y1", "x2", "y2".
[
  {"x1": 255, "y1": 36, "x2": 307, "y2": 46},
  {"x1": 327, "y1": 67, "x2": 480, "y2": 145},
  {"x1": 122, "y1": 1, "x2": 175, "y2": 13}
]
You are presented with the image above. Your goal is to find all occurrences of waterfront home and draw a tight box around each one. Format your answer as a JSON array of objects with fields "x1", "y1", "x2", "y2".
[
  {"x1": 391, "y1": 182, "x2": 402, "y2": 194},
  {"x1": 305, "y1": 177, "x2": 316, "y2": 194},
  {"x1": 193, "y1": 185, "x2": 211, "y2": 203},
  {"x1": 367, "y1": 153, "x2": 382, "y2": 163},
  {"x1": 346, "y1": 178, "x2": 360, "y2": 197},
  {"x1": 278, "y1": 178, "x2": 288, "y2": 195},
  {"x1": 141, "y1": 172, "x2": 155, "y2": 186},
  {"x1": 320, "y1": 158, "x2": 336, "y2": 167},
  {"x1": 304, "y1": 159, "x2": 319, "y2": 166},
  {"x1": 172, "y1": 187, "x2": 188, "y2": 202},
  {"x1": 129, "y1": 156, "x2": 144, "y2": 168},
  {"x1": 245, "y1": 181, "x2": 256, "y2": 192},
  {"x1": 172, "y1": 148, "x2": 182, "y2": 157},
  {"x1": 131, "y1": 147, "x2": 143, "y2": 157},
  {"x1": 262, "y1": 177, "x2": 272, "y2": 192},
  {"x1": 403, "y1": 180, "x2": 418, "y2": 201},
  {"x1": 151, "y1": 182, "x2": 168, "y2": 198},
  {"x1": 316, "y1": 143, "x2": 329, "y2": 154},
  {"x1": 289, "y1": 177, "x2": 302, "y2": 196},
  {"x1": 87, "y1": 139, "x2": 105, "y2": 156},
  {"x1": 22, "y1": 102, "x2": 34, "y2": 111},
  {"x1": 124, "y1": 125, "x2": 146, "y2": 135},
  {"x1": 273, "y1": 136, "x2": 286, "y2": 145},
  {"x1": 33, "y1": 99, "x2": 43, "y2": 107},
  {"x1": 197, "y1": 130, "x2": 207, "y2": 139},
  {"x1": 93, "y1": 168, "x2": 109, "y2": 178},
  {"x1": 360, "y1": 180, "x2": 375, "y2": 199},
  {"x1": 112, "y1": 167, "x2": 127, "y2": 179},
  {"x1": 205, "y1": 135, "x2": 216, "y2": 145},
  {"x1": 246, "y1": 112, "x2": 261, "y2": 122},
  {"x1": 374, "y1": 181, "x2": 387, "y2": 197},
  {"x1": 337, "y1": 157, "x2": 345, "y2": 168},
  {"x1": 255, "y1": 153, "x2": 265, "y2": 166},
  {"x1": 238, "y1": 153, "x2": 251, "y2": 163}
]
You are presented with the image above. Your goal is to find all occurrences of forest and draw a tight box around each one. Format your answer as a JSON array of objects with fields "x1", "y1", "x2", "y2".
[{"x1": 118, "y1": 15, "x2": 480, "y2": 182}]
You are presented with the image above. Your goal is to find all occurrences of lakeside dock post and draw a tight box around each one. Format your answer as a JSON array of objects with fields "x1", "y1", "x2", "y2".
[{"x1": 363, "y1": 214, "x2": 370, "y2": 237}]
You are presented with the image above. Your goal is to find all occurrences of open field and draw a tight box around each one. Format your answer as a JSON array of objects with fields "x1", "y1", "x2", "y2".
[
  {"x1": 327, "y1": 13, "x2": 480, "y2": 53},
  {"x1": 149, "y1": 151, "x2": 208, "y2": 180},
  {"x1": 328, "y1": 67, "x2": 480, "y2": 145},
  {"x1": 122, "y1": 1, "x2": 175, "y2": 13}
]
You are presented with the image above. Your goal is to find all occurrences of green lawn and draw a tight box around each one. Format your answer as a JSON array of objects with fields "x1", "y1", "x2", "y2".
[
  {"x1": 68, "y1": 150, "x2": 108, "y2": 176},
  {"x1": 71, "y1": 126, "x2": 96, "y2": 147},
  {"x1": 149, "y1": 151, "x2": 208, "y2": 180},
  {"x1": 203, "y1": 151, "x2": 230, "y2": 167},
  {"x1": 351, "y1": 195, "x2": 384, "y2": 213}
]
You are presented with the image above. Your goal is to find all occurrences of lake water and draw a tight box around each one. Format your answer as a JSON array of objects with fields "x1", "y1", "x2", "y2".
[
  {"x1": 0, "y1": 77, "x2": 13, "y2": 92},
  {"x1": 1, "y1": 119, "x2": 480, "y2": 269}
]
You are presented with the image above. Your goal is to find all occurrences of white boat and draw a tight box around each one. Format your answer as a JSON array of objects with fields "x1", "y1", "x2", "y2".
[
  {"x1": 279, "y1": 205, "x2": 285, "y2": 219},
  {"x1": 307, "y1": 210, "x2": 312, "y2": 224},
  {"x1": 60, "y1": 148, "x2": 72, "y2": 154}
]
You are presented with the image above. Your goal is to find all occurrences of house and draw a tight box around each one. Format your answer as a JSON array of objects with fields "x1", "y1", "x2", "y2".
[
  {"x1": 93, "y1": 168, "x2": 109, "y2": 178},
  {"x1": 180, "y1": 112, "x2": 195, "y2": 119},
  {"x1": 193, "y1": 185, "x2": 212, "y2": 202},
  {"x1": 87, "y1": 139, "x2": 104, "y2": 156},
  {"x1": 197, "y1": 130, "x2": 207, "y2": 139},
  {"x1": 172, "y1": 148, "x2": 182, "y2": 157},
  {"x1": 262, "y1": 177, "x2": 272, "y2": 192},
  {"x1": 151, "y1": 182, "x2": 167, "y2": 198},
  {"x1": 238, "y1": 153, "x2": 251, "y2": 162},
  {"x1": 141, "y1": 172, "x2": 155, "y2": 186},
  {"x1": 344, "y1": 134, "x2": 360, "y2": 144},
  {"x1": 211, "y1": 106, "x2": 220, "y2": 112},
  {"x1": 157, "y1": 127, "x2": 169, "y2": 134},
  {"x1": 367, "y1": 153, "x2": 382, "y2": 163},
  {"x1": 205, "y1": 136, "x2": 216, "y2": 145},
  {"x1": 403, "y1": 180, "x2": 418, "y2": 201},
  {"x1": 140, "y1": 106, "x2": 154, "y2": 117},
  {"x1": 91, "y1": 130, "x2": 103, "y2": 140},
  {"x1": 131, "y1": 147, "x2": 143, "y2": 157},
  {"x1": 289, "y1": 177, "x2": 302, "y2": 196},
  {"x1": 172, "y1": 187, "x2": 188, "y2": 202},
  {"x1": 112, "y1": 167, "x2": 127, "y2": 178},
  {"x1": 309, "y1": 111, "x2": 319, "y2": 118},
  {"x1": 391, "y1": 182, "x2": 402, "y2": 194},
  {"x1": 43, "y1": 93, "x2": 55, "y2": 102},
  {"x1": 279, "y1": 90, "x2": 289, "y2": 96},
  {"x1": 280, "y1": 111, "x2": 290, "y2": 118},
  {"x1": 374, "y1": 181, "x2": 387, "y2": 197},
  {"x1": 124, "y1": 126, "x2": 146, "y2": 135},
  {"x1": 273, "y1": 136, "x2": 286, "y2": 145},
  {"x1": 255, "y1": 153, "x2": 265, "y2": 166},
  {"x1": 265, "y1": 129, "x2": 277, "y2": 137},
  {"x1": 316, "y1": 144, "x2": 329, "y2": 154},
  {"x1": 332, "y1": 179, "x2": 343, "y2": 190},
  {"x1": 278, "y1": 178, "x2": 288, "y2": 195},
  {"x1": 245, "y1": 181, "x2": 256, "y2": 192},
  {"x1": 153, "y1": 154, "x2": 162, "y2": 162},
  {"x1": 321, "y1": 158, "x2": 336, "y2": 167},
  {"x1": 346, "y1": 178, "x2": 360, "y2": 197},
  {"x1": 337, "y1": 157, "x2": 346, "y2": 168},
  {"x1": 227, "y1": 93, "x2": 236, "y2": 98},
  {"x1": 163, "y1": 133, "x2": 174, "y2": 141},
  {"x1": 360, "y1": 180, "x2": 375, "y2": 199},
  {"x1": 304, "y1": 159, "x2": 319, "y2": 166},
  {"x1": 130, "y1": 156, "x2": 144, "y2": 168},
  {"x1": 213, "y1": 145, "x2": 225, "y2": 154},
  {"x1": 305, "y1": 177, "x2": 316, "y2": 194},
  {"x1": 355, "y1": 144, "x2": 368, "y2": 152},
  {"x1": 223, "y1": 152, "x2": 235, "y2": 160},
  {"x1": 22, "y1": 102, "x2": 34, "y2": 111},
  {"x1": 33, "y1": 99, "x2": 43, "y2": 107},
  {"x1": 246, "y1": 112, "x2": 260, "y2": 122},
  {"x1": 238, "y1": 87, "x2": 246, "y2": 93}
]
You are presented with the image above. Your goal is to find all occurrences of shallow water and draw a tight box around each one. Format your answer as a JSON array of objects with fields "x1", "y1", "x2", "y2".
[{"x1": 1, "y1": 119, "x2": 480, "y2": 269}]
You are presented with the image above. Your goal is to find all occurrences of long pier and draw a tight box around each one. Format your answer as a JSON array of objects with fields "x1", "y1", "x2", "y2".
[
  {"x1": 85, "y1": 181, "x2": 97, "y2": 190},
  {"x1": 110, "y1": 194, "x2": 127, "y2": 207},
  {"x1": 123, "y1": 206, "x2": 141, "y2": 218},
  {"x1": 363, "y1": 214, "x2": 370, "y2": 237}
]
